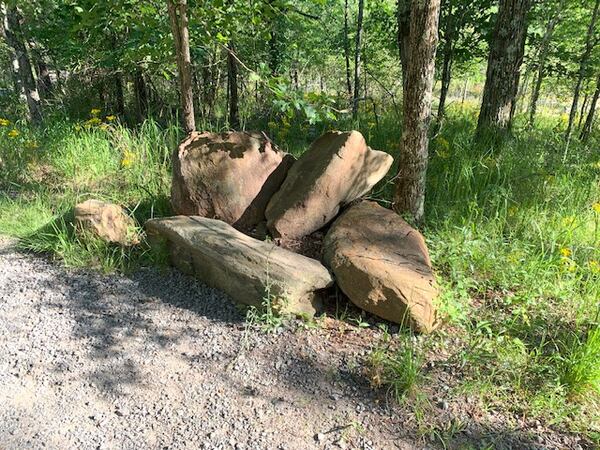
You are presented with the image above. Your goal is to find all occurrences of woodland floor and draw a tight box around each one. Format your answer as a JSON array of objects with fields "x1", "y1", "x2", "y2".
[{"x1": 0, "y1": 237, "x2": 592, "y2": 450}]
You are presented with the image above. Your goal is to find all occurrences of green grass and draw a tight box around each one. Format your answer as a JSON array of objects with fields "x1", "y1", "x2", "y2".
[{"x1": 0, "y1": 104, "x2": 599, "y2": 441}]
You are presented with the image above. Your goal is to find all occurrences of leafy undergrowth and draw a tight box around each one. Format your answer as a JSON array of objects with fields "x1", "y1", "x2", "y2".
[{"x1": 0, "y1": 106, "x2": 599, "y2": 445}]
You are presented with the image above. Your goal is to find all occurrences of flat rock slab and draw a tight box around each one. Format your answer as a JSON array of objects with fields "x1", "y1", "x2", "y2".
[
  {"x1": 265, "y1": 130, "x2": 393, "y2": 239},
  {"x1": 146, "y1": 216, "x2": 334, "y2": 317},
  {"x1": 323, "y1": 201, "x2": 438, "y2": 333},
  {"x1": 171, "y1": 131, "x2": 294, "y2": 230}
]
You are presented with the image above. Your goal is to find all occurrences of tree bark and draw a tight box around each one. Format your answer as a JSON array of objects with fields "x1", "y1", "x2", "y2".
[
  {"x1": 397, "y1": 0, "x2": 411, "y2": 90},
  {"x1": 394, "y1": 0, "x2": 441, "y2": 223},
  {"x1": 352, "y1": 0, "x2": 364, "y2": 118},
  {"x1": 580, "y1": 73, "x2": 600, "y2": 142},
  {"x1": 565, "y1": 0, "x2": 600, "y2": 141},
  {"x1": 437, "y1": 0, "x2": 454, "y2": 122},
  {"x1": 114, "y1": 71, "x2": 125, "y2": 115},
  {"x1": 343, "y1": 0, "x2": 352, "y2": 99},
  {"x1": 227, "y1": 42, "x2": 239, "y2": 129},
  {"x1": 3, "y1": 4, "x2": 42, "y2": 124},
  {"x1": 476, "y1": 0, "x2": 531, "y2": 136},
  {"x1": 134, "y1": 68, "x2": 148, "y2": 122},
  {"x1": 167, "y1": 0, "x2": 195, "y2": 134},
  {"x1": 31, "y1": 47, "x2": 52, "y2": 100},
  {"x1": 528, "y1": 0, "x2": 564, "y2": 127}
]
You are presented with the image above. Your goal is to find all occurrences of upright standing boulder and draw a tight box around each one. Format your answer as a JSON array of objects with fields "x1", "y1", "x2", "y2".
[
  {"x1": 74, "y1": 199, "x2": 138, "y2": 245},
  {"x1": 171, "y1": 131, "x2": 294, "y2": 230},
  {"x1": 146, "y1": 216, "x2": 334, "y2": 317},
  {"x1": 265, "y1": 131, "x2": 393, "y2": 239},
  {"x1": 323, "y1": 201, "x2": 438, "y2": 333}
]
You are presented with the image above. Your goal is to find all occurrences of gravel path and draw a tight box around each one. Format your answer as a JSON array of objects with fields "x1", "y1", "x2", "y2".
[{"x1": 0, "y1": 238, "x2": 417, "y2": 450}]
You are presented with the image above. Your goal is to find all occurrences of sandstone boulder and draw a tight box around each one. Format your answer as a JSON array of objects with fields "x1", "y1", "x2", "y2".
[
  {"x1": 265, "y1": 131, "x2": 393, "y2": 239},
  {"x1": 146, "y1": 216, "x2": 334, "y2": 317},
  {"x1": 323, "y1": 201, "x2": 438, "y2": 333},
  {"x1": 171, "y1": 131, "x2": 294, "y2": 230},
  {"x1": 74, "y1": 199, "x2": 138, "y2": 245}
]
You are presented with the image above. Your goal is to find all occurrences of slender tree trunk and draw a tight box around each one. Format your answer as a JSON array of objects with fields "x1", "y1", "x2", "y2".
[
  {"x1": 394, "y1": 0, "x2": 441, "y2": 223},
  {"x1": 580, "y1": 73, "x2": 600, "y2": 142},
  {"x1": 352, "y1": 0, "x2": 364, "y2": 118},
  {"x1": 0, "y1": 10, "x2": 20, "y2": 95},
  {"x1": 3, "y1": 5, "x2": 42, "y2": 124},
  {"x1": 528, "y1": 0, "x2": 564, "y2": 127},
  {"x1": 461, "y1": 78, "x2": 468, "y2": 104},
  {"x1": 437, "y1": 0, "x2": 454, "y2": 122},
  {"x1": 114, "y1": 71, "x2": 125, "y2": 115},
  {"x1": 227, "y1": 43, "x2": 239, "y2": 129},
  {"x1": 32, "y1": 47, "x2": 52, "y2": 100},
  {"x1": 476, "y1": 0, "x2": 531, "y2": 136},
  {"x1": 578, "y1": 89, "x2": 590, "y2": 130},
  {"x1": 437, "y1": 41, "x2": 453, "y2": 121},
  {"x1": 343, "y1": 0, "x2": 353, "y2": 99},
  {"x1": 566, "y1": 0, "x2": 600, "y2": 141},
  {"x1": 134, "y1": 68, "x2": 148, "y2": 122},
  {"x1": 397, "y1": 0, "x2": 411, "y2": 90},
  {"x1": 167, "y1": 0, "x2": 195, "y2": 134}
]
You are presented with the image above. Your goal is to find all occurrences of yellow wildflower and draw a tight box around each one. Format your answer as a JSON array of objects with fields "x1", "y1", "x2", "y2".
[
  {"x1": 105, "y1": 115, "x2": 116, "y2": 122},
  {"x1": 7, "y1": 129, "x2": 19, "y2": 138},
  {"x1": 561, "y1": 216, "x2": 576, "y2": 228},
  {"x1": 508, "y1": 206, "x2": 518, "y2": 217},
  {"x1": 589, "y1": 260, "x2": 600, "y2": 274},
  {"x1": 0, "y1": 118, "x2": 10, "y2": 127},
  {"x1": 26, "y1": 140, "x2": 39, "y2": 149},
  {"x1": 560, "y1": 247, "x2": 572, "y2": 258},
  {"x1": 98, "y1": 123, "x2": 109, "y2": 131},
  {"x1": 90, "y1": 108, "x2": 102, "y2": 116},
  {"x1": 592, "y1": 202, "x2": 600, "y2": 214},
  {"x1": 121, "y1": 149, "x2": 136, "y2": 168},
  {"x1": 85, "y1": 117, "x2": 102, "y2": 126},
  {"x1": 75, "y1": 124, "x2": 82, "y2": 132}
]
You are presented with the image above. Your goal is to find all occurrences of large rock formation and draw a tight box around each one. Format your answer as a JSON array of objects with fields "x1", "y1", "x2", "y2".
[
  {"x1": 323, "y1": 201, "x2": 438, "y2": 333},
  {"x1": 74, "y1": 199, "x2": 138, "y2": 245},
  {"x1": 171, "y1": 131, "x2": 294, "y2": 230},
  {"x1": 146, "y1": 216, "x2": 334, "y2": 317},
  {"x1": 265, "y1": 131, "x2": 393, "y2": 239}
]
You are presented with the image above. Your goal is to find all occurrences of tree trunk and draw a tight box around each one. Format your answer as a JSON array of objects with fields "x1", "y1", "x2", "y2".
[
  {"x1": 394, "y1": 0, "x2": 441, "y2": 223},
  {"x1": 461, "y1": 78, "x2": 468, "y2": 103},
  {"x1": 167, "y1": 0, "x2": 195, "y2": 134},
  {"x1": 580, "y1": 73, "x2": 600, "y2": 142},
  {"x1": 227, "y1": 43, "x2": 239, "y2": 129},
  {"x1": 397, "y1": 0, "x2": 411, "y2": 90},
  {"x1": 437, "y1": 0, "x2": 454, "y2": 122},
  {"x1": 437, "y1": 51, "x2": 452, "y2": 120},
  {"x1": 476, "y1": 0, "x2": 531, "y2": 136},
  {"x1": 578, "y1": 88, "x2": 590, "y2": 130},
  {"x1": 0, "y1": 10, "x2": 20, "y2": 95},
  {"x1": 343, "y1": 0, "x2": 352, "y2": 99},
  {"x1": 134, "y1": 68, "x2": 148, "y2": 122},
  {"x1": 32, "y1": 47, "x2": 52, "y2": 100},
  {"x1": 565, "y1": 0, "x2": 600, "y2": 141},
  {"x1": 352, "y1": 0, "x2": 364, "y2": 118},
  {"x1": 3, "y1": 5, "x2": 42, "y2": 124},
  {"x1": 528, "y1": 0, "x2": 564, "y2": 127},
  {"x1": 114, "y1": 71, "x2": 125, "y2": 115}
]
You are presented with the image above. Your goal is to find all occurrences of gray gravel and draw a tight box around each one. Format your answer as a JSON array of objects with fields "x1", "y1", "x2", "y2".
[{"x1": 0, "y1": 238, "x2": 417, "y2": 450}]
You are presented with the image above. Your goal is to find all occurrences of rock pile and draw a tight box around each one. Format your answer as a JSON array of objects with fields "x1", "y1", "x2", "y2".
[{"x1": 148, "y1": 129, "x2": 439, "y2": 331}]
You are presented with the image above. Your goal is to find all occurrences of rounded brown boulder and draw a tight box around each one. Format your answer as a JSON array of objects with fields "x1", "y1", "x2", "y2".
[
  {"x1": 265, "y1": 131, "x2": 393, "y2": 239},
  {"x1": 171, "y1": 131, "x2": 294, "y2": 230},
  {"x1": 323, "y1": 201, "x2": 439, "y2": 333}
]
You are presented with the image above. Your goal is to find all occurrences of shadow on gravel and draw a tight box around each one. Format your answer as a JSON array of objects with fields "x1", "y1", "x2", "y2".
[{"x1": 36, "y1": 261, "x2": 243, "y2": 395}]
